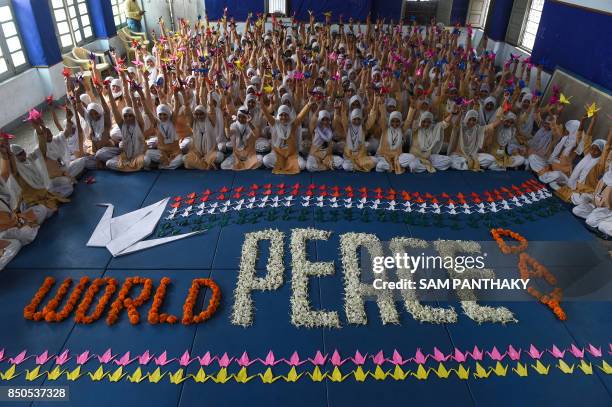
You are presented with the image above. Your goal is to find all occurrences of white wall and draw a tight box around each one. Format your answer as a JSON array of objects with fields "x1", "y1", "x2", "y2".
[{"x1": 0, "y1": 37, "x2": 123, "y2": 130}]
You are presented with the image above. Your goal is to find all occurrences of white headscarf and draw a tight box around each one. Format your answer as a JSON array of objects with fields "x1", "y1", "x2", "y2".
[
  {"x1": 111, "y1": 78, "x2": 123, "y2": 98},
  {"x1": 230, "y1": 107, "x2": 251, "y2": 150},
  {"x1": 568, "y1": 139, "x2": 606, "y2": 189},
  {"x1": 156, "y1": 104, "x2": 178, "y2": 144},
  {"x1": 528, "y1": 117, "x2": 553, "y2": 157},
  {"x1": 272, "y1": 105, "x2": 293, "y2": 148},
  {"x1": 86, "y1": 103, "x2": 105, "y2": 140},
  {"x1": 0, "y1": 174, "x2": 21, "y2": 213},
  {"x1": 416, "y1": 111, "x2": 445, "y2": 153},
  {"x1": 313, "y1": 110, "x2": 333, "y2": 148},
  {"x1": 347, "y1": 109, "x2": 364, "y2": 152},
  {"x1": 192, "y1": 105, "x2": 216, "y2": 154},
  {"x1": 386, "y1": 111, "x2": 404, "y2": 150},
  {"x1": 120, "y1": 107, "x2": 145, "y2": 159},
  {"x1": 11, "y1": 146, "x2": 51, "y2": 190},
  {"x1": 458, "y1": 110, "x2": 485, "y2": 157},
  {"x1": 550, "y1": 119, "x2": 580, "y2": 161},
  {"x1": 479, "y1": 96, "x2": 497, "y2": 125},
  {"x1": 496, "y1": 112, "x2": 516, "y2": 148}
]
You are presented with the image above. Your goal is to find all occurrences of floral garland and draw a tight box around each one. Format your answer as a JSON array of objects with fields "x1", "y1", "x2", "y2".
[
  {"x1": 106, "y1": 277, "x2": 154, "y2": 325},
  {"x1": 519, "y1": 253, "x2": 566, "y2": 321},
  {"x1": 75, "y1": 278, "x2": 118, "y2": 324},
  {"x1": 434, "y1": 240, "x2": 518, "y2": 324},
  {"x1": 390, "y1": 237, "x2": 458, "y2": 324},
  {"x1": 290, "y1": 228, "x2": 340, "y2": 328},
  {"x1": 490, "y1": 228, "x2": 528, "y2": 254},
  {"x1": 490, "y1": 228, "x2": 566, "y2": 321},
  {"x1": 148, "y1": 277, "x2": 178, "y2": 325},
  {"x1": 42, "y1": 277, "x2": 90, "y2": 322},
  {"x1": 24, "y1": 277, "x2": 56, "y2": 321},
  {"x1": 339, "y1": 233, "x2": 400, "y2": 325},
  {"x1": 232, "y1": 229, "x2": 285, "y2": 327},
  {"x1": 182, "y1": 279, "x2": 221, "y2": 325}
]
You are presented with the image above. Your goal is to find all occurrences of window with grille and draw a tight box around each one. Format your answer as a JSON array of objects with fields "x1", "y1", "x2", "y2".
[
  {"x1": 50, "y1": 0, "x2": 93, "y2": 51},
  {"x1": 268, "y1": 0, "x2": 287, "y2": 15},
  {"x1": 0, "y1": 2, "x2": 28, "y2": 80},
  {"x1": 111, "y1": 0, "x2": 126, "y2": 28},
  {"x1": 519, "y1": 0, "x2": 544, "y2": 50}
]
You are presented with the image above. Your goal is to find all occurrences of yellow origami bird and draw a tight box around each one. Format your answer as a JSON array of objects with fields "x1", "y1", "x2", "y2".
[
  {"x1": 586, "y1": 102, "x2": 600, "y2": 118},
  {"x1": 559, "y1": 93, "x2": 572, "y2": 105}
]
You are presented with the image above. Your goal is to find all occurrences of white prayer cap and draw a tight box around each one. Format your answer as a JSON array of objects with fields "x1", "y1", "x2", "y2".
[
  {"x1": 318, "y1": 66, "x2": 327, "y2": 75},
  {"x1": 418, "y1": 111, "x2": 434, "y2": 125},
  {"x1": 349, "y1": 95, "x2": 362, "y2": 108},
  {"x1": 565, "y1": 120, "x2": 580, "y2": 135},
  {"x1": 318, "y1": 110, "x2": 330, "y2": 121},
  {"x1": 9, "y1": 144, "x2": 24, "y2": 155},
  {"x1": 591, "y1": 139, "x2": 606, "y2": 151},
  {"x1": 276, "y1": 105, "x2": 292, "y2": 120},
  {"x1": 463, "y1": 109, "x2": 479, "y2": 124},
  {"x1": 122, "y1": 106, "x2": 135, "y2": 116},
  {"x1": 79, "y1": 93, "x2": 91, "y2": 105},
  {"x1": 209, "y1": 91, "x2": 221, "y2": 104},
  {"x1": 87, "y1": 102, "x2": 103, "y2": 116},
  {"x1": 246, "y1": 85, "x2": 256, "y2": 94},
  {"x1": 127, "y1": 67, "x2": 137, "y2": 74},
  {"x1": 521, "y1": 93, "x2": 533, "y2": 103},
  {"x1": 313, "y1": 86, "x2": 325, "y2": 95},
  {"x1": 156, "y1": 104, "x2": 172, "y2": 117},
  {"x1": 246, "y1": 67, "x2": 256, "y2": 76},
  {"x1": 350, "y1": 109, "x2": 362, "y2": 121},
  {"x1": 250, "y1": 75, "x2": 261, "y2": 85},
  {"x1": 194, "y1": 105, "x2": 206, "y2": 114},
  {"x1": 237, "y1": 106, "x2": 249, "y2": 117},
  {"x1": 504, "y1": 111, "x2": 517, "y2": 121},
  {"x1": 245, "y1": 94, "x2": 257, "y2": 104},
  {"x1": 111, "y1": 78, "x2": 122, "y2": 88},
  {"x1": 144, "y1": 55, "x2": 155, "y2": 64},
  {"x1": 280, "y1": 93, "x2": 293, "y2": 106},
  {"x1": 484, "y1": 96, "x2": 497, "y2": 107},
  {"x1": 389, "y1": 111, "x2": 403, "y2": 123},
  {"x1": 386, "y1": 98, "x2": 397, "y2": 107}
]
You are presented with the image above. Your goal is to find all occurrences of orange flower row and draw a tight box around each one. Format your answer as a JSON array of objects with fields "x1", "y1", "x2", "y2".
[
  {"x1": 182, "y1": 278, "x2": 222, "y2": 325},
  {"x1": 24, "y1": 276, "x2": 223, "y2": 326},
  {"x1": 106, "y1": 277, "x2": 154, "y2": 325},
  {"x1": 75, "y1": 278, "x2": 118, "y2": 324},
  {"x1": 23, "y1": 277, "x2": 55, "y2": 321},
  {"x1": 490, "y1": 228, "x2": 528, "y2": 254},
  {"x1": 148, "y1": 277, "x2": 178, "y2": 324},
  {"x1": 519, "y1": 253, "x2": 566, "y2": 321},
  {"x1": 43, "y1": 277, "x2": 90, "y2": 322}
]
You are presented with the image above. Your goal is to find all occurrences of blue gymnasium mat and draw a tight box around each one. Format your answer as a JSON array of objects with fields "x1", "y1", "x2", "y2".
[{"x1": 1, "y1": 169, "x2": 610, "y2": 407}]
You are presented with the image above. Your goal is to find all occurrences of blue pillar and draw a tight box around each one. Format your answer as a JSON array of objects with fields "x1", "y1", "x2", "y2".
[
  {"x1": 450, "y1": 0, "x2": 470, "y2": 25},
  {"x1": 484, "y1": 0, "x2": 513, "y2": 41},
  {"x1": 12, "y1": 0, "x2": 61, "y2": 66},
  {"x1": 86, "y1": 0, "x2": 118, "y2": 38}
]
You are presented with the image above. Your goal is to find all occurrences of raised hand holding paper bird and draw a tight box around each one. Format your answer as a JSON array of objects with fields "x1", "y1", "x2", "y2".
[
  {"x1": 585, "y1": 102, "x2": 600, "y2": 118},
  {"x1": 559, "y1": 93, "x2": 572, "y2": 105}
]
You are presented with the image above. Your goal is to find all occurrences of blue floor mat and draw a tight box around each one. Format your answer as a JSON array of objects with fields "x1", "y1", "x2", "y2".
[
  {"x1": 7, "y1": 171, "x2": 159, "y2": 269},
  {"x1": 107, "y1": 170, "x2": 235, "y2": 269},
  {"x1": 0, "y1": 170, "x2": 610, "y2": 407}
]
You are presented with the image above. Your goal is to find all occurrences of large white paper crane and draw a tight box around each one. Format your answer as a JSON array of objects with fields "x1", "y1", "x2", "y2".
[{"x1": 87, "y1": 198, "x2": 202, "y2": 257}]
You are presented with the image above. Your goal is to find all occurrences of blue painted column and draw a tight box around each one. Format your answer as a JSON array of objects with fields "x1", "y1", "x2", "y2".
[
  {"x1": 450, "y1": 0, "x2": 470, "y2": 25},
  {"x1": 484, "y1": 0, "x2": 514, "y2": 41},
  {"x1": 86, "y1": 0, "x2": 118, "y2": 38},
  {"x1": 12, "y1": 0, "x2": 61, "y2": 66}
]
